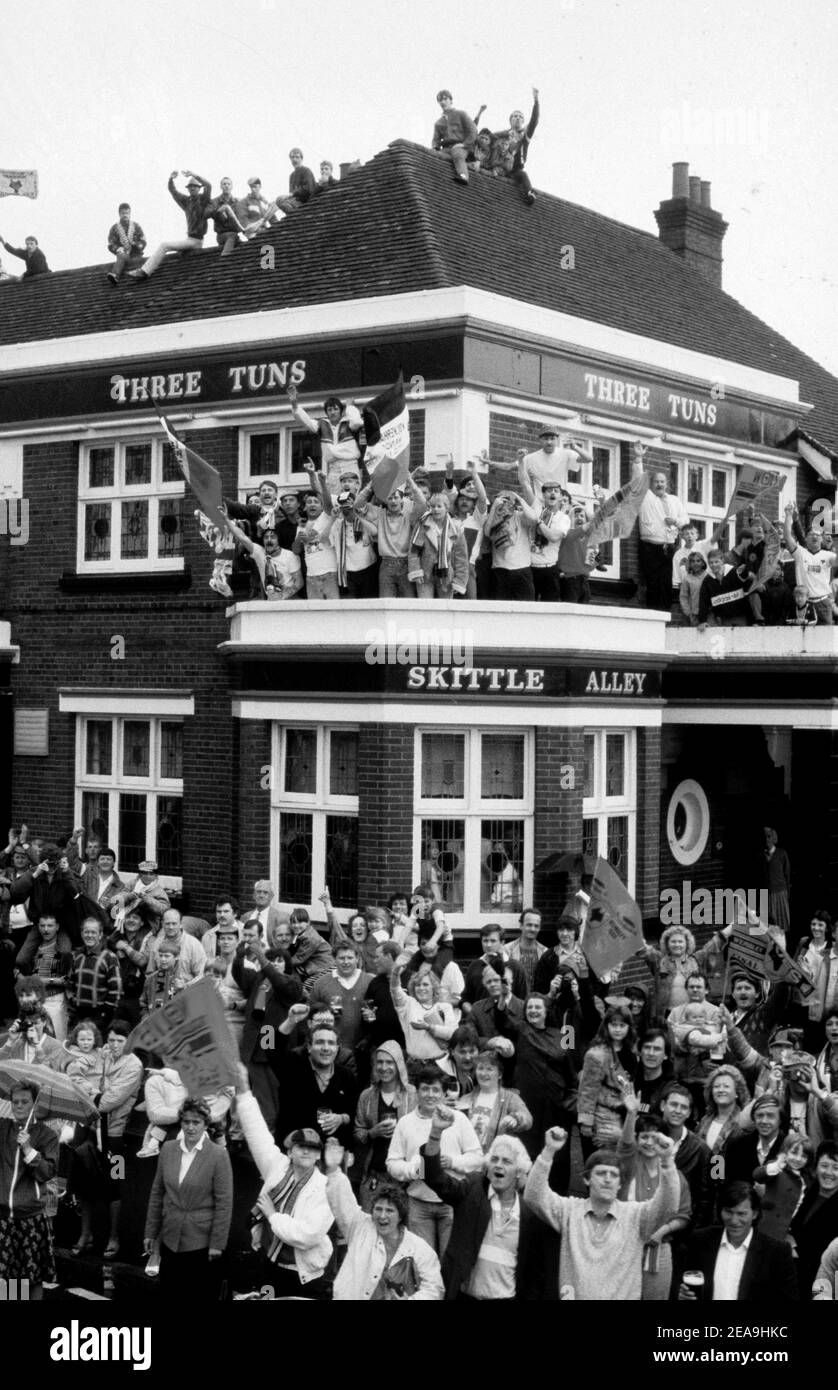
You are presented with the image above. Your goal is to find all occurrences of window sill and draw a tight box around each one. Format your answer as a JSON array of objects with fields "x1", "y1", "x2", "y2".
[{"x1": 60, "y1": 569, "x2": 192, "y2": 594}]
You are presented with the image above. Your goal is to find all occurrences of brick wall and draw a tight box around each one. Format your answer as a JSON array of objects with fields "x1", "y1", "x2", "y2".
[
  {"x1": 357, "y1": 724, "x2": 415, "y2": 904},
  {"x1": 8, "y1": 430, "x2": 239, "y2": 915},
  {"x1": 231, "y1": 719, "x2": 272, "y2": 911},
  {"x1": 532, "y1": 726, "x2": 585, "y2": 931},
  {"x1": 636, "y1": 726, "x2": 661, "y2": 921}
]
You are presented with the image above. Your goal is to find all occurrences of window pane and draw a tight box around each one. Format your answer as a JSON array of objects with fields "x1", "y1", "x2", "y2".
[
  {"x1": 329, "y1": 731, "x2": 358, "y2": 797},
  {"x1": 82, "y1": 791, "x2": 109, "y2": 844},
  {"x1": 125, "y1": 443, "x2": 152, "y2": 487},
  {"x1": 158, "y1": 495, "x2": 184, "y2": 559},
  {"x1": 687, "y1": 463, "x2": 703, "y2": 506},
  {"x1": 84, "y1": 502, "x2": 111, "y2": 561},
  {"x1": 88, "y1": 448, "x2": 114, "y2": 489},
  {"x1": 668, "y1": 459, "x2": 679, "y2": 494},
  {"x1": 156, "y1": 795, "x2": 183, "y2": 874},
  {"x1": 250, "y1": 433, "x2": 280, "y2": 477},
  {"x1": 119, "y1": 793, "x2": 147, "y2": 866},
  {"x1": 480, "y1": 819, "x2": 524, "y2": 911},
  {"x1": 582, "y1": 817, "x2": 598, "y2": 862},
  {"x1": 279, "y1": 811, "x2": 313, "y2": 902},
  {"x1": 421, "y1": 734, "x2": 465, "y2": 799},
  {"x1": 693, "y1": 518, "x2": 707, "y2": 538},
  {"x1": 121, "y1": 498, "x2": 149, "y2": 559},
  {"x1": 582, "y1": 734, "x2": 595, "y2": 800},
  {"x1": 605, "y1": 734, "x2": 625, "y2": 798},
  {"x1": 591, "y1": 447, "x2": 611, "y2": 492},
  {"x1": 289, "y1": 429, "x2": 311, "y2": 471},
  {"x1": 285, "y1": 729, "x2": 317, "y2": 794},
  {"x1": 481, "y1": 735, "x2": 524, "y2": 800},
  {"x1": 160, "y1": 723, "x2": 183, "y2": 780},
  {"x1": 420, "y1": 819, "x2": 465, "y2": 909},
  {"x1": 606, "y1": 815, "x2": 629, "y2": 885},
  {"x1": 162, "y1": 443, "x2": 181, "y2": 484},
  {"x1": 86, "y1": 720, "x2": 113, "y2": 776},
  {"x1": 711, "y1": 469, "x2": 727, "y2": 510},
  {"x1": 123, "y1": 721, "x2": 150, "y2": 778},
  {"x1": 325, "y1": 815, "x2": 358, "y2": 907}
]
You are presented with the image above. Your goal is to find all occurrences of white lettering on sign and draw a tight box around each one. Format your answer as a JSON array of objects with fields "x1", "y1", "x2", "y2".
[
  {"x1": 584, "y1": 670, "x2": 647, "y2": 695},
  {"x1": 406, "y1": 666, "x2": 546, "y2": 693},
  {"x1": 583, "y1": 372, "x2": 651, "y2": 413},
  {"x1": 667, "y1": 393, "x2": 718, "y2": 426},
  {"x1": 110, "y1": 361, "x2": 307, "y2": 407}
]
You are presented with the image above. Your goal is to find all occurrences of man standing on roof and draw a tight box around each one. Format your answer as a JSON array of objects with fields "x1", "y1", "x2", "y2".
[
  {"x1": 492, "y1": 89, "x2": 540, "y2": 205},
  {"x1": 432, "y1": 91, "x2": 477, "y2": 186},
  {"x1": 129, "y1": 170, "x2": 212, "y2": 280}
]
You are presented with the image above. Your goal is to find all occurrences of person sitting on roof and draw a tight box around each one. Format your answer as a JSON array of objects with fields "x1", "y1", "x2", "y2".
[
  {"x1": 286, "y1": 382, "x2": 364, "y2": 495},
  {"x1": 106, "y1": 203, "x2": 146, "y2": 285},
  {"x1": 313, "y1": 161, "x2": 339, "y2": 194},
  {"x1": 490, "y1": 89, "x2": 540, "y2": 205},
  {"x1": 207, "y1": 176, "x2": 248, "y2": 258},
  {"x1": 256, "y1": 149, "x2": 317, "y2": 225},
  {"x1": 432, "y1": 90, "x2": 478, "y2": 185},
  {"x1": 0, "y1": 233, "x2": 49, "y2": 277},
  {"x1": 129, "y1": 170, "x2": 212, "y2": 280},
  {"x1": 468, "y1": 128, "x2": 496, "y2": 174},
  {"x1": 236, "y1": 177, "x2": 274, "y2": 237}
]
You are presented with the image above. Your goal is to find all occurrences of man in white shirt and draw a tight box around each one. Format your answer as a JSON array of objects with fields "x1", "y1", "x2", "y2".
[
  {"x1": 638, "y1": 470, "x2": 689, "y2": 609},
  {"x1": 147, "y1": 907, "x2": 206, "y2": 986},
  {"x1": 519, "y1": 427, "x2": 593, "y2": 499},
  {"x1": 387, "y1": 1069, "x2": 483, "y2": 1256},
  {"x1": 783, "y1": 502, "x2": 838, "y2": 625},
  {"x1": 677, "y1": 1181, "x2": 798, "y2": 1301}
]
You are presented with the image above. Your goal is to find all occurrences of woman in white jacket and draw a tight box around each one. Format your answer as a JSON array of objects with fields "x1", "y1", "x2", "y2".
[
  {"x1": 324, "y1": 1144, "x2": 443, "y2": 1300},
  {"x1": 235, "y1": 1064, "x2": 333, "y2": 1298}
]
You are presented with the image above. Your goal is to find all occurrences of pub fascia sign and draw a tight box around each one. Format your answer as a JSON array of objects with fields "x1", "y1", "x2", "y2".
[
  {"x1": 404, "y1": 665, "x2": 650, "y2": 695},
  {"x1": 109, "y1": 359, "x2": 307, "y2": 405}
]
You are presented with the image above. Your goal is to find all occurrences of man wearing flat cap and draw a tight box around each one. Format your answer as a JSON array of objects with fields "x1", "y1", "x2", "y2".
[
  {"x1": 519, "y1": 426, "x2": 593, "y2": 503},
  {"x1": 129, "y1": 170, "x2": 213, "y2": 280}
]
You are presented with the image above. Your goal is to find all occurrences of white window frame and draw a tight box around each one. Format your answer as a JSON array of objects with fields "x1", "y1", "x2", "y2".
[
  {"x1": 582, "y1": 728, "x2": 636, "y2": 895},
  {"x1": 74, "y1": 714, "x2": 184, "y2": 890},
  {"x1": 270, "y1": 723, "x2": 360, "y2": 915},
  {"x1": 413, "y1": 727, "x2": 535, "y2": 934},
  {"x1": 571, "y1": 441, "x2": 621, "y2": 580},
  {"x1": 672, "y1": 454, "x2": 736, "y2": 548},
  {"x1": 238, "y1": 418, "x2": 316, "y2": 498},
  {"x1": 77, "y1": 436, "x2": 185, "y2": 574}
]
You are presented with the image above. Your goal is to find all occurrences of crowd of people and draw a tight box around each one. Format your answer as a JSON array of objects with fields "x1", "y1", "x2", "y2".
[
  {"x1": 0, "y1": 83, "x2": 541, "y2": 291},
  {"x1": 1, "y1": 826, "x2": 837, "y2": 1301},
  {"x1": 213, "y1": 427, "x2": 836, "y2": 621}
]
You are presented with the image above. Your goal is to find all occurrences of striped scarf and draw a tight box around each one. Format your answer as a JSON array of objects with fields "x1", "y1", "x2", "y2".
[
  {"x1": 428, "y1": 514, "x2": 455, "y2": 576},
  {"x1": 114, "y1": 220, "x2": 137, "y2": 252},
  {"x1": 257, "y1": 1166, "x2": 314, "y2": 1265}
]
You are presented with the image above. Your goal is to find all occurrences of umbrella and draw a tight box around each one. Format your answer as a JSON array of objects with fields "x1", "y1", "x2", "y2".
[{"x1": 0, "y1": 1060, "x2": 98, "y2": 1124}]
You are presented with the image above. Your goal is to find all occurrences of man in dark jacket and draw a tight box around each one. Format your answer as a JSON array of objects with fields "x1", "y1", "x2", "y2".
[
  {"x1": 491, "y1": 89, "x2": 540, "y2": 204},
  {"x1": 0, "y1": 233, "x2": 49, "y2": 277},
  {"x1": 658, "y1": 1082, "x2": 713, "y2": 1228},
  {"x1": 11, "y1": 844, "x2": 83, "y2": 965},
  {"x1": 432, "y1": 90, "x2": 477, "y2": 184},
  {"x1": 129, "y1": 170, "x2": 212, "y2": 280},
  {"x1": 676, "y1": 1181, "x2": 798, "y2": 1301},
  {"x1": 233, "y1": 930, "x2": 302, "y2": 1131},
  {"x1": 422, "y1": 1107, "x2": 558, "y2": 1299},
  {"x1": 722, "y1": 1094, "x2": 786, "y2": 1185}
]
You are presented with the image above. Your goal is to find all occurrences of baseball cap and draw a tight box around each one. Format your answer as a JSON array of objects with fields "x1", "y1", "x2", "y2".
[
  {"x1": 186, "y1": 177, "x2": 202, "y2": 188},
  {"x1": 138, "y1": 859, "x2": 157, "y2": 873},
  {"x1": 284, "y1": 1127, "x2": 323, "y2": 1152},
  {"x1": 539, "y1": 426, "x2": 560, "y2": 438},
  {"x1": 248, "y1": 177, "x2": 262, "y2": 188}
]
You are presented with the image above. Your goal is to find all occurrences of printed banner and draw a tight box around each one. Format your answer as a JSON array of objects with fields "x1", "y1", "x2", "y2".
[
  {"x1": 0, "y1": 169, "x2": 38, "y2": 199},
  {"x1": 123, "y1": 977, "x2": 240, "y2": 1092},
  {"x1": 728, "y1": 924, "x2": 814, "y2": 997},
  {"x1": 581, "y1": 857, "x2": 644, "y2": 980},
  {"x1": 586, "y1": 470, "x2": 650, "y2": 549},
  {"x1": 726, "y1": 463, "x2": 785, "y2": 519}
]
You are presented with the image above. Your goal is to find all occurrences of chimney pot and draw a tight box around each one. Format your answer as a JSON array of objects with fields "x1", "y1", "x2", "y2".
[
  {"x1": 339, "y1": 160, "x2": 361, "y2": 180},
  {"x1": 700, "y1": 180, "x2": 712, "y2": 209},
  {"x1": 672, "y1": 162, "x2": 689, "y2": 198},
  {"x1": 689, "y1": 176, "x2": 702, "y2": 202}
]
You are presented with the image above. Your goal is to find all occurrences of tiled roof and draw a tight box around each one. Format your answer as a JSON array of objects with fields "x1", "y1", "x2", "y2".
[{"x1": 2, "y1": 139, "x2": 837, "y2": 453}]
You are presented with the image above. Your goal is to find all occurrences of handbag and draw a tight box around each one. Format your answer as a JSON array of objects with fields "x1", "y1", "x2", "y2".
[{"x1": 383, "y1": 1255, "x2": 418, "y2": 1299}]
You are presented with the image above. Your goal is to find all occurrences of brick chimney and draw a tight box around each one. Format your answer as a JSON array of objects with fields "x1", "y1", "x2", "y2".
[{"x1": 654, "y1": 162, "x2": 729, "y2": 288}]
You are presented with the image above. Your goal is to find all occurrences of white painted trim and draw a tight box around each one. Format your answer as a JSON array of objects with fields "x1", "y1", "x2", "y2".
[
  {"x1": 798, "y1": 438, "x2": 836, "y2": 485},
  {"x1": 233, "y1": 698, "x2": 663, "y2": 727},
  {"x1": 59, "y1": 693, "x2": 195, "y2": 715},
  {"x1": 3, "y1": 285, "x2": 801, "y2": 404},
  {"x1": 662, "y1": 705, "x2": 838, "y2": 729}
]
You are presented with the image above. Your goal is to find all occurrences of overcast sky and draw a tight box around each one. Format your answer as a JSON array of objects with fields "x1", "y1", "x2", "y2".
[{"x1": 3, "y1": 0, "x2": 837, "y2": 378}]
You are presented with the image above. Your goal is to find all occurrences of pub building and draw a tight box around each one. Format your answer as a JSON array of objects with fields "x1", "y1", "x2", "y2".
[{"x1": 0, "y1": 144, "x2": 836, "y2": 958}]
